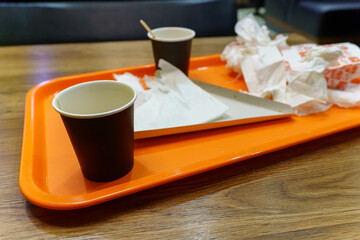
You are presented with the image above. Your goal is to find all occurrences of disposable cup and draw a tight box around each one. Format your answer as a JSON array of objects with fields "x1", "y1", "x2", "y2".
[
  {"x1": 52, "y1": 80, "x2": 137, "y2": 182},
  {"x1": 148, "y1": 27, "x2": 195, "y2": 75}
]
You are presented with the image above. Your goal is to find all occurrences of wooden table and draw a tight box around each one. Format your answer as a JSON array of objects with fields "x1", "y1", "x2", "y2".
[{"x1": 1, "y1": 35, "x2": 360, "y2": 239}]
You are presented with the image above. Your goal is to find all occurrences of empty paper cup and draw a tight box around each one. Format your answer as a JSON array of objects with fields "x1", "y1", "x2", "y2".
[
  {"x1": 148, "y1": 27, "x2": 195, "y2": 75},
  {"x1": 52, "y1": 80, "x2": 137, "y2": 182}
]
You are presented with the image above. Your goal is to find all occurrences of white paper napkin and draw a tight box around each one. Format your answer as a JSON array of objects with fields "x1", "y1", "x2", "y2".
[
  {"x1": 114, "y1": 60, "x2": 229, "y2": 131},
  {"x1": 328, "y1": 84, "x2": 360, "y2": 108}
]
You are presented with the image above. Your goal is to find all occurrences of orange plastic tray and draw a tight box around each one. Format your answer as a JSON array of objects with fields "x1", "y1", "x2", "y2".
[{"x1": 20, "y1": 54, "x2": 360, "y2": 210}]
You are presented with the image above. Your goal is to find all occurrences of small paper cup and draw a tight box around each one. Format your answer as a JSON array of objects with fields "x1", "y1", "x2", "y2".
[
  {"x1": 148, "y1": 27, "x2": 195, "y2": 75},
  {"x1": 52, "y1": 80, "x2": 137, "y2": 182}
]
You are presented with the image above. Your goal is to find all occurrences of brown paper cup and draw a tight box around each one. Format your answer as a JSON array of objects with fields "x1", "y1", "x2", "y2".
[
  {"x1": 148, "y1": 27, "x2": 195, "y2": 75},
  {"x1": 52, "y1": 80, "x2": 137, "y2": 182}
]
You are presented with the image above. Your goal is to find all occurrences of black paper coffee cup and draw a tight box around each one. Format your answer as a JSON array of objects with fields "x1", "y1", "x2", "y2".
[
  {"x1": 148, "y1": 27, "x2": 195, "y2": 75},
  {"x1": 52, "y1": 80, "x2": 137, "y2": 182}
]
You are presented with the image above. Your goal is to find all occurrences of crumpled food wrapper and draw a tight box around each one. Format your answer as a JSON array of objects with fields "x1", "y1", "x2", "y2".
[
  {"x1": 114, "y1": 59, "x2": 229, "y2": 131},
  {"x1": 221, "y1": 14, "x2": 360, "y2": 116},
  {"x1": 282, "y1": 42, "x2": 360, "y2": 89}
]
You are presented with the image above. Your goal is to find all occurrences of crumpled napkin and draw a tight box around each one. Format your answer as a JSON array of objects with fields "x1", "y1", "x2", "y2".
[
  {"x1": 221, "y1": 14, "x2": 360, "y2": 116},
  {"x1": 222, "y1": 14, "x2": 288, "y2": 74},
  {"x1": 114, "y1": 59, "x2": 229, "y2": 131},
  {"x1": 328, "y1": 84, "x2": 360, "y2": 107},
  {"x1": 284, "y1": 46, "x2": 342, "y2": 115}
]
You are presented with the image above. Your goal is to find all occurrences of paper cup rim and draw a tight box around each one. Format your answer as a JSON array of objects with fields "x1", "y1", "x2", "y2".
[
  {"x1": 147, "y1": 27, "x2": 195, "y2": 42},
  {"x1": 52, "y1": 80, "x2": 137, "y2": 119}
]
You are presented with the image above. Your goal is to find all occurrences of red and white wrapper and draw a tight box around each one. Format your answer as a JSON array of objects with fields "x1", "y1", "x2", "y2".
[{"x1": 281, "y1": 43, "x2": 360, "y2": 89}]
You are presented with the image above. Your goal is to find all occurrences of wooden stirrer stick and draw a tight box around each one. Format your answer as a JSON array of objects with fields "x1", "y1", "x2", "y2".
[{"x1": 140, "y1": 19, "x2": 155, "y2": 39}]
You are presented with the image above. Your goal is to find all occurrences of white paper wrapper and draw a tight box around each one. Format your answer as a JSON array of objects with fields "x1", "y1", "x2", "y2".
[
  {"x1": 115, "y1": 60, "x2": 229, "y2": 131},
  {"x1": 221, "y1": 14, "x2": 360, "y2": 115}
]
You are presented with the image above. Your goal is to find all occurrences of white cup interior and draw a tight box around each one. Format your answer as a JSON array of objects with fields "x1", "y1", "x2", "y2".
[
  {"x1": 52, "y1": 80, "x2": 137, "y2": 118},
  {"x1": 148, "y1": 27, "x2": 195, "y2": 42}
]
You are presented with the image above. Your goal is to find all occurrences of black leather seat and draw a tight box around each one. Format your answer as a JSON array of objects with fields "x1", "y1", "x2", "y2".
[
  {"x1": 265, "y1": 0, "x2": 360, "y2": 44},
  {"x1": 0, "y1": 0, "x2": 237, "y2": 45}
]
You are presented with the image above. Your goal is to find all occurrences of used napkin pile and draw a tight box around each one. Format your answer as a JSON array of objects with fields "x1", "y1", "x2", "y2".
[
  {"x1": 221, "y1": 14, "x2": 360, "y2": 115},
  {"x1": 114, "y1": 59, "x2": 229, "y2": 131}
]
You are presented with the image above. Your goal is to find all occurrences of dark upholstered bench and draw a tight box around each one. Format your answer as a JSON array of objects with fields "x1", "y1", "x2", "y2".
[
  {"x1": 265, "y1": 0, "x2": 360, "y2": 45},
  {"x1": 0, "y1": 0, "x2": 237, "y2": 45}
]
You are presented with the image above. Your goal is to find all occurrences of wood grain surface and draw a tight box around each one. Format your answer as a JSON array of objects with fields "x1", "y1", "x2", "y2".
[{"x1": 1, "y1": 35, "x2": 360, "y2": 239}]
